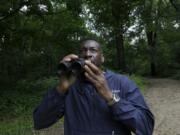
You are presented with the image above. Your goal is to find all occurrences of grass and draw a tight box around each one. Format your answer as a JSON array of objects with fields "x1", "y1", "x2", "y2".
[
  {"x1": 129, "y1": 74, "x2": 147, "y2": 92},
  {"x1": 0, "y1": 77, "x2": 58, "y2": 135},
  {"x1": 0, "y1": 116, "x2": 33, "y2": 135},
  {"x1": 0, "y1": 90, "x2": 38, "y2": 135},
  {"x1": 0, "y1": 75, "x2": 146, "y2": 135}
]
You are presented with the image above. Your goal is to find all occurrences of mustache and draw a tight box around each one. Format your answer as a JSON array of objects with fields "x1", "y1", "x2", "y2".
[
  {"x1": 84, "y1": 56, "x2": 95, "y2": 62},
  {"x1": 84, "y1": 57, "x2": 99, "y2": 66}
]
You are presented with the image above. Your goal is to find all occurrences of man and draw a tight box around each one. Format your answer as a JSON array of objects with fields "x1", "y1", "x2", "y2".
[{"x1": 33, "y1": 39, "x2": 154, "y2": 135}]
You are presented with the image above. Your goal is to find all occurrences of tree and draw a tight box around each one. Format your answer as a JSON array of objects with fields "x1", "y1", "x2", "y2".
[
  {"x1": 84, "y1": 0, "x2": 141, "y2": 72},
  {"x1": 0, "y1": 0, "x2": 89, "y2": 89}
]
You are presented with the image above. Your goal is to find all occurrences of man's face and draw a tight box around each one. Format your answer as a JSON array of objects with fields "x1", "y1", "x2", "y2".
[{"x1": 79, "y1": 40, "x2": 104, "y2": 67}]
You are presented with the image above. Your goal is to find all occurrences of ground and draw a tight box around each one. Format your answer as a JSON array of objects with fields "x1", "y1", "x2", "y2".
[
  {"x1": 144, "y1": 78, "x2": 180, "y2": 135},
  {"x1": 35, "y1": 78, "x2": 180, "y2": 135}
]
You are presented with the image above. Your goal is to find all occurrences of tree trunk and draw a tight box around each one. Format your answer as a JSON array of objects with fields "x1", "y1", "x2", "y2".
[
  {"x1": 146, "y1": 31, "x2": 157, "y2": 76},
  {"x1": 114, "y1": 25, "x2": 126, "y2": 72}
]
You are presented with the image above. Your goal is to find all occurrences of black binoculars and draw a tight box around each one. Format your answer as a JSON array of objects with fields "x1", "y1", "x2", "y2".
[{"x1": 57, "y1": 58, "x2": 85, "y2": 77}]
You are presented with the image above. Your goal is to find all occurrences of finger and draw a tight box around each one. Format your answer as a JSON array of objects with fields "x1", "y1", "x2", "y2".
[
  {"x1": 84, "y1": 72, "x2": 97, "y2": 84},
  {"x1": 62, "y1": 57, "x2": 71, "y2": 62},
  {"x1": 85, "y1": 60, "x2": 100, "y2": 74},
  {"x1": 61, "y1": 54, "x2": 78, "y2": 62},
  {"x1": 68, "y1": 54, "x2": 79, "y2": 60},
  {"x1": 84, "y1": 65, "x2": 97, "y2": 80}
]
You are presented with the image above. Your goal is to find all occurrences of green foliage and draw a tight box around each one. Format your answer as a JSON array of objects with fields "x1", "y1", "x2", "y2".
[
  {"x1": 0, "y1": 77, "x2": 58, "y2": 119},
  {"x1": 0, "y1": 0, "x2": 91, "y2": 89},
  {"x1": 0, "y1": 77, "x2": 58, "y2": 135},
  {"x1": 0, "y1": 116, "x2": 33, "y2": 135},
  {"x1": 129, "y1": 74, "x2": 147, "y2": 92}
]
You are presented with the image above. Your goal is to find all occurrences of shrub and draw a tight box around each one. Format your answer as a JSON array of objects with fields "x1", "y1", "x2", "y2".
[{"x1": 0, "y1": 77, "x2": 59, "y2": 135}]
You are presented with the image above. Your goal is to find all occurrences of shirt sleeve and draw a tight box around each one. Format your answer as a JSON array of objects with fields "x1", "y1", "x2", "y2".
[
  {"x1": 109, "y1": 76, "x2": 155, "y2": 135},
  {"x1": 33, "y1": 87, "x2": 66, "y2": 130}
]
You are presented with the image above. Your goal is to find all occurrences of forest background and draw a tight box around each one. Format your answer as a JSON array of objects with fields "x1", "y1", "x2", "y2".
[{"x1": 0, "y1": 0, "x2": 180, "y2": 134}]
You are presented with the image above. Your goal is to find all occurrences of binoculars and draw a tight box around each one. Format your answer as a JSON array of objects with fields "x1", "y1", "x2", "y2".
[{"x1": 57, "y1": 58, "x2": 85, "y2": 77}]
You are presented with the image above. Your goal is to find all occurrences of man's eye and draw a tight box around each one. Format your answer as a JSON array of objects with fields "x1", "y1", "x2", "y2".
[
  {"x1": 80, "y1": 49, "x2": 86, "y2": 53},
  {"x1": 90, "y1": 48, "x2": 97, "y2": 52}
]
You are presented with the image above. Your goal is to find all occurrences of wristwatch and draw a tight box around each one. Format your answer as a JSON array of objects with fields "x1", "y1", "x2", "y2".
[{"x1": 107, "y1": 92, "x2": 120, "y2": 106}]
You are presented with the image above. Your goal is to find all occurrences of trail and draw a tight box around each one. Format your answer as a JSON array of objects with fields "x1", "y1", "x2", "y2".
[{"x1": 144, "y1": 78, "x2": 180, "y2": 135}]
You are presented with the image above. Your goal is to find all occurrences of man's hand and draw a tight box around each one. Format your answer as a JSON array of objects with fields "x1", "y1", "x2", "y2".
[
  {"x1": 60, "y1": 54, "x2": 78, "y2": 62},
  {"x1": 84, "y1": 61, "x2": 113, "y2": 102},
  {"x1": 56, "y1": 54, "x2": 78, "y2": 94}
]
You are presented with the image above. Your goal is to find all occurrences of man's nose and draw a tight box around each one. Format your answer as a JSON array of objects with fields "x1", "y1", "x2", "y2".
[{"x1": 84, "y1": 50, "x2": 92, "y2": 59}]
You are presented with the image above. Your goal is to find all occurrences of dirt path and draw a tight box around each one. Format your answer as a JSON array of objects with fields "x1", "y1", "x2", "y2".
[
  {"x1": 144, "y1": 78, "x2": 180, "y2": 135},
  {"x1": 35, "y1": 78, "x2": 180, "y2": 135}
]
